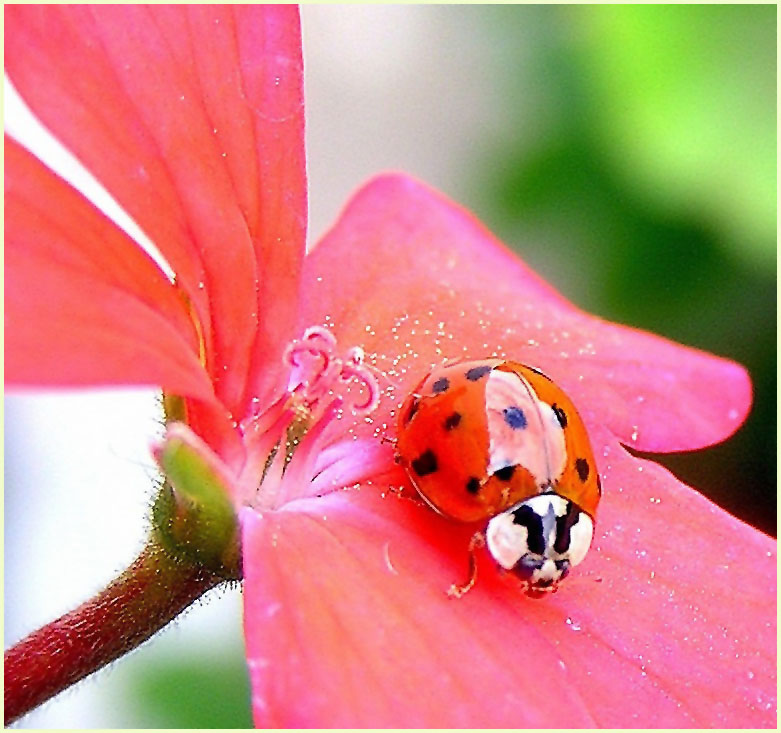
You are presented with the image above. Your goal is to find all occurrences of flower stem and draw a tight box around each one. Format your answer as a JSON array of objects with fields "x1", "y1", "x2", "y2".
[{"x1": 3, "y1": 540, "x2": 225, "y2": 725}]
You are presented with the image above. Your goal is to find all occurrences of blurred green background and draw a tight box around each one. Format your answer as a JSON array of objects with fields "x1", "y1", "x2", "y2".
[{"x1": 7, "y1": 4, "x2": 774, "y2": 728}]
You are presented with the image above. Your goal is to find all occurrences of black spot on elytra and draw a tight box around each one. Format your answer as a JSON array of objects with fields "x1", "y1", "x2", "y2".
[
  {"x1": 575, "y1": 458, "x2": 590, "y2": 483},
  {"x1": 553, "y1": 501, "x2": 580, "y2": 554},
  {"x1": 551, "y1": 403, "x2": 568, "y2": 428},
  {"x1": 511, "y1": 505, "x2": 545, "y2": 555},
  {"x1": 443, "y1": 412, "x2": 462, "y2": 431},
  {"x1": 466, "y1": 477, "x2": 481, "y2": 494},
  {"x1": 412, "y1": 450, "x2": 438, "y2": 477},
  {"x1": 503, "y1": 406, "x2": 527, "y2": 430},
  {"x1": 465, "y1": 365, "x2": 492, "y2": 381},
  {"x1": 493, "y1": 465, "x2": 516, "y2": 481},
  {"x1": 432, "y1": 377, "x2": 450, "y2": 394}
]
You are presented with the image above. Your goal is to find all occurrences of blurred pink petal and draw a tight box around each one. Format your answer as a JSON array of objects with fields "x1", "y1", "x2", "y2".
[
  {"x1": 300, "y1": 174, "x2": 750, "y2": 456},
  {"x1": 5, "y1": 5, "x2": 306, "y2": 415},
  {"x1": 5, "y1": 137, "x2": 212, "y2": 399},
  {"x1": 243, "y1": 426, "x2": 775, "y2": 727},
  {"x1": 238, "y1": 173, "x2": 773, "y2": 727}
]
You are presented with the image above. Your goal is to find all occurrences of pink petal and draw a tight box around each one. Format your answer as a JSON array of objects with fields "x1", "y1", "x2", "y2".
[
  {"x1": 571, "y1": 427, "x2": 776, "y2": 726},
  {"x1": 232, "y1": 5, "x2": 307, "y2": 411},
  {"x1": 242, "y1": 496, "x2": 597, "y2": 728},
  {"x1": 242, "y1": 435, "x2": 775, "y2": 727},
  {"x1": 300, "y1": 174, "x2": 750, "y2": 455},
  {"x1": 5, "y1": 6, "x2": 306, "y2": 414},
  {"x1": 5, "y1": 137, "x2": 212, "y2": 399}
]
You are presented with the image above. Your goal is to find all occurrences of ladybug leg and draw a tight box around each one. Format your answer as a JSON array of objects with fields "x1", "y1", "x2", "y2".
[
  {"x1": 447, "y1": 531, "x2": 485, "y2": 598},
  {"x1": 380, "y1": 434, "x2": 402, "y2": 463},
  {"x1": 380, "y1": 434, "x2": 398, "y2": 448}
]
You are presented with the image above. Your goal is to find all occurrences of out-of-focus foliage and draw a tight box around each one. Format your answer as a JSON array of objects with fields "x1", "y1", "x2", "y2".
[
  {"x1": 581, "y1": 5, "x2": 775, "y2": 267},
  {"x1": 120, "y1": 644, "x2": 252, "y2": 728},
  {"x1": 473, "y1": 5, "x2": 775, "y2": 536}
]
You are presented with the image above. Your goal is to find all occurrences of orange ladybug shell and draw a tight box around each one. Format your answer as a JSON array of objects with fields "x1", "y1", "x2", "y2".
[{"x1": 396, "y1": 359, "x2": 600, "y2": 523}]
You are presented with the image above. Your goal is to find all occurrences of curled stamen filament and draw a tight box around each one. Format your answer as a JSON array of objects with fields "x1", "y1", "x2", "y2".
[
  {"x1": 284, "y1": 326, "x2": 380, "y2": 416},
  {"x1": 243, "y1": 326, "x2": 384, "y2": 509}
]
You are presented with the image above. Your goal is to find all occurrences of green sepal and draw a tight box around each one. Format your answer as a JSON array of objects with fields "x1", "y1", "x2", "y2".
[{"x1": 153, "y1": 433, "x2": 241, "y2": 579}]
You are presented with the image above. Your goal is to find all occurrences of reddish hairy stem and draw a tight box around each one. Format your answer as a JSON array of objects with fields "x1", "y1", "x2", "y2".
[{"x1": 4, "y1": 542, "x2": 224, "y2": 725}]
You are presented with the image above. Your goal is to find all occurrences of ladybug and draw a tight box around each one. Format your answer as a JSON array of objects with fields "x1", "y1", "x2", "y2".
[{"x1": 396, "y1": 358, "x2": 600, "y2": 597}]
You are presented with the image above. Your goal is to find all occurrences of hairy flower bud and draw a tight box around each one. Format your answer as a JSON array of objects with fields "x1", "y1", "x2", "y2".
[{"x1": 152, "y1": 424, "x2": 241, "y2": 578}]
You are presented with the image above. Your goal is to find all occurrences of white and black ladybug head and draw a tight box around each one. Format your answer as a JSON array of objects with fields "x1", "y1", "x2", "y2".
[{"x1": 485, "y1": 493, "x2": 593, "y2": 594}]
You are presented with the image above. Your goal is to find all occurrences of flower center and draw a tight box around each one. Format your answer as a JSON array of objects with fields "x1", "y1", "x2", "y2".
[
  {"x1": 284, "y1": 326, "x2": 380, "y2": 424},
  {"x1": 239, "y1": 327, "x2": 386, "y2": 509}
]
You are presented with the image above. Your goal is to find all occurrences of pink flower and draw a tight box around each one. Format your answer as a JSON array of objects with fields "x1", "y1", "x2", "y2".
[{"x1": 5, "y1": 5, "x2": 776, "y2": 728}]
